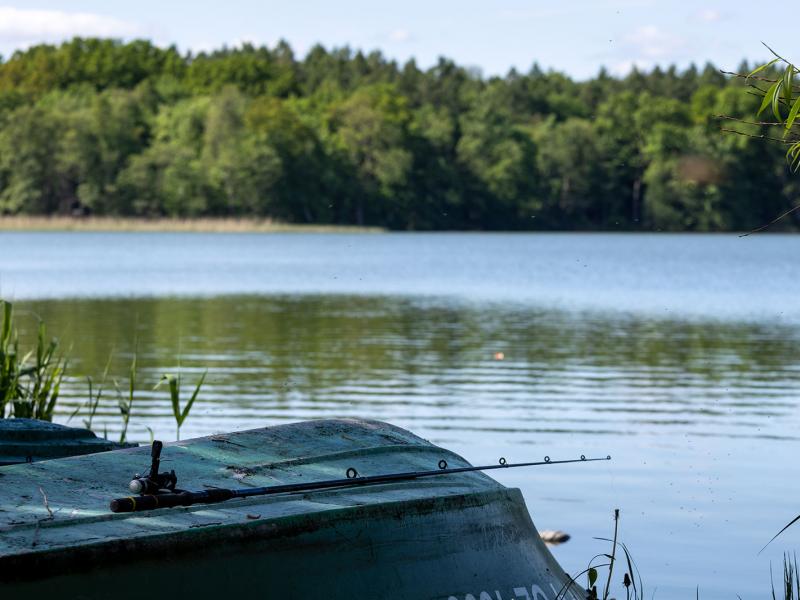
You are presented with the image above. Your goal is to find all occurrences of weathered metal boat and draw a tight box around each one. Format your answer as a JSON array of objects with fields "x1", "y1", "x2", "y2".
[{"x1": 0, "y1": 418, "x2": 584, "y2": 600}]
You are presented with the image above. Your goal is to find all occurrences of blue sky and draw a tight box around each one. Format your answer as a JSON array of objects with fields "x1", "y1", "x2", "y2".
[{"x1": 0, "y1": 1, "x2": 794, "y2": 79}]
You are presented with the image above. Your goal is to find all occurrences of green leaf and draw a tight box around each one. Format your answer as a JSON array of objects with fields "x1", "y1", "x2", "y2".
[
  {"x1": 1, "y1": 302, "x2": 11, "y2": 349},
  {"x1": 748, "y1": 57, "x2": 779, "y2": 79},
  {"x1": 588, "y1": 567, "x2": 598, "y2": 588},
  {"x1": 786, "y1": 97, "x2": 800, "y2": 132},
  {"x1": 773, "y1": 81, "x2": 784, "y2": 121},
  {"x1": 758, "y1": 81, "x2": 781, "y2": 116},
  {"x1": 783, "y1": 65, "x2": 794, "y2": 108},
  {"x1": 788, "y1": 143, "x2": 800, "y2": 172},
  {"x1": 169, "y1": 375, "x2": 180, "y2": 422}
]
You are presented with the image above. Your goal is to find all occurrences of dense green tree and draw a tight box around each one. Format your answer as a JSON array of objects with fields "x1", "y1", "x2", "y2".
[
  {"x1": 202, "y1": 88, "x2": 282, "y2": 215},
  {"x1": 455, "y1": 82, "x2": 539, "y2": 228},
  {"x1": 535, "y1": 118, "x2": 602, "y2": 228},
  {"x1": 326, "y1": 84, "x2": 412, "y2": 224},
  {"x1": 117, "y1": 97, "x2": 209, "y2": 216},
  {"x1": 0, "y1": 105, "x2": 63, "y2": 213}
]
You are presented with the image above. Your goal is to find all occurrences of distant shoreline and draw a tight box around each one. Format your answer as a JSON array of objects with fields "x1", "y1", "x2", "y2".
[
  {"x1": 0, "y1": 216, "x2": 791, "y2": 235},
  {"x1": 0, "y1": 216, "x2": 385, "y2": 234}
]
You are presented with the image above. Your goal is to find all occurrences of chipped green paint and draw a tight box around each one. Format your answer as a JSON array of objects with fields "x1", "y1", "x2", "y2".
[
  {"x1": 0, "y1": 419, "x2": 583, "y2": 600},
  {"x1": 0, "y1": 418, "x2": 135, "y2": 465}
]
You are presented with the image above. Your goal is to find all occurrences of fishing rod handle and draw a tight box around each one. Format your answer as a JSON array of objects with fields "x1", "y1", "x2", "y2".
[
  {"x1": 110, "y1": 488, "x2": 233, "y2": 513},
  {"x1": 148, "y1": 440, "x2": 163, "y2": 478}
]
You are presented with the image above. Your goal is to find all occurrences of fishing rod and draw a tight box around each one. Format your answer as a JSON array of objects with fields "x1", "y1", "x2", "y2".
[{"x1": 109, "y1": 441, "x2": 611, "y2": 513}]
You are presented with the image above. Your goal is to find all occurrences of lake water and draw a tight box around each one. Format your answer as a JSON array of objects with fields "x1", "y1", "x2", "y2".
[{"x1": 2, "y1": 231, "x2": 800, "y2": 598}]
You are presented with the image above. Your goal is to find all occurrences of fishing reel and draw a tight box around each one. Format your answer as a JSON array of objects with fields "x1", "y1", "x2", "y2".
[{"x1": 128, "y1": 440, "x2": 178, "y2": 495}]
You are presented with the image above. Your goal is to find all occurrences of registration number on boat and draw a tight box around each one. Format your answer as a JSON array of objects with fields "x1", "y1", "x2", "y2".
[{"x1": 447, "y1": 583, "x2": 556, "y2": 600}]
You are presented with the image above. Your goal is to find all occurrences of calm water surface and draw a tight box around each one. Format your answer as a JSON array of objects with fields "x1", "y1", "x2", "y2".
[{"x1": 2, "y1": 232, "x2": 800, "y2": 599}]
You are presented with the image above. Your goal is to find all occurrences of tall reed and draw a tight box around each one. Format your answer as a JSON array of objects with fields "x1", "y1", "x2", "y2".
[
  {"x1": 557, "y1": 509, "x2": 642, "y2": 600},
  {"x1": 155, "y1": 369, "x2": 207, "y2": 441}
]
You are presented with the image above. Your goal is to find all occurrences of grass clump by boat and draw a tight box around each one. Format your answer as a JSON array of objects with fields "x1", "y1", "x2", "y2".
[
  {"x1": 0, "y1": 299, "x2": 205, "y2": 443},
  {"x1": 559, "y1": 510, "x2": 800, "y2": 600},
  {"x1": 0, "y1": 300, "x2": 67, "y2": 420},
  {"x1": 557, "y1": 509, "x2": 643, "y2": 600},
  {"x1": 773, "y1": 554, "x2": 800, "y2": 600},
  {"x1": 0, "y1": 215, "x2": 384, "y2": 234}
]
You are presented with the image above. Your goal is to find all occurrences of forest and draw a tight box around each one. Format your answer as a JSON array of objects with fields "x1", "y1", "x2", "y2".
[{"x1": 0, "y1": 37, "x2": 794, "y2": 231}]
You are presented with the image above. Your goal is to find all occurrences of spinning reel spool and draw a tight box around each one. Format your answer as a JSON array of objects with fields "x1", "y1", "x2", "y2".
[{"x1": 128, "y1": 441, "x2": 178, "y2": 495}]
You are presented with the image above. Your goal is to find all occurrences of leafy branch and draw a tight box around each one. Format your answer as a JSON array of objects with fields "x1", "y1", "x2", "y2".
[{"x1": 741, "y1": 44, "x2": 800, "y2": 171}]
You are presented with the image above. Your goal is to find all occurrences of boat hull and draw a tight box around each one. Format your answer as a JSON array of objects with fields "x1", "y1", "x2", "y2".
[{"x1": 2, "y1": 488, "x2": 581, "y2": 600}]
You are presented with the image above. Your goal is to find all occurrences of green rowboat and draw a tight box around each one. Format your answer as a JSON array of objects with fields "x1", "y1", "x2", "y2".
[{"x1": 0, "y1": 419, "x2": 584, "y2": 600}]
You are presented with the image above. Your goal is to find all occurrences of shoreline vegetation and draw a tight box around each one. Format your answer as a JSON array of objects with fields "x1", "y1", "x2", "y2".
[
  {"x1": 0, "y1": 216, "x2": 779, "y2": 235},
  {"x1": 0, "y1": 216, "x2": 384, "y2": 233},
  {"x1": 0, "y1": 38, "x2": 798, "y2": 232}
]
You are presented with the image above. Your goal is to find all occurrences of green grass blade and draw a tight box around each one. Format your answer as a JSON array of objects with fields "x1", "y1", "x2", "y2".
[
  {"x1": 180, "y1": 369, "x2": 207, "y2": 425},
  {"x1": 1, "y1": 301, "x2": 11, "y2": 349},
  {"x1": 36, "y1": 321, "x2": 45, "y2": 367},
  {"x1": 760, "y1": 514, "x2": 800, "y2": 554},
  {"x1": 166, "y1": 375, "x2": 180, "y2": 422}
]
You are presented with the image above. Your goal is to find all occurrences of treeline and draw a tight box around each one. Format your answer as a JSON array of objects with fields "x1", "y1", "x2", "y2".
[{"x1": 0, "y1": 38, "x2": 795, "y2": 231}]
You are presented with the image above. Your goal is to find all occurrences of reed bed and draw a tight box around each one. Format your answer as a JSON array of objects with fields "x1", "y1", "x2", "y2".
[
  {"x1": 774, "y1": 554, "x2": 800, "y2": 600},
  {"x1": 0, "y1": 215, "x2": 384, "y2": 234},
  {"x1": 0, "y1": 301, "x2": 66, "y2": 420},
  {"x1": 1, "y1": 299, "x2": 204, "y2": 441}
]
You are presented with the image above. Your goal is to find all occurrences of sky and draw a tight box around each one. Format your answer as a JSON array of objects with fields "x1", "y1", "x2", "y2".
[{"x1": 0, "y1": 1, "x2": 795, "y2": 80}]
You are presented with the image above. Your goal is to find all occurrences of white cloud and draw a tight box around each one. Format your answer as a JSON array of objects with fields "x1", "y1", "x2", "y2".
[
  {"x1": 0, "y1": 6, "x2": 141, "y2": 49},
  {"x1": 388, "y1": 28, "x2": 411, "y2": 43},
  {"x1": 625, "y1": 25, "x2": 685, "y2": 59},
  {"x1": 497, "y1": 7, "x2": 566, "y2": 20},
  {"x1": 696, "y1": 8, "x2": 722, "y2": 22},
  {"x1": 610, "y1": 59, "x2": 652, "y2": 77},
  {"x1": 604, "y1": 25, "x2": 690, "y2": 75}
]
